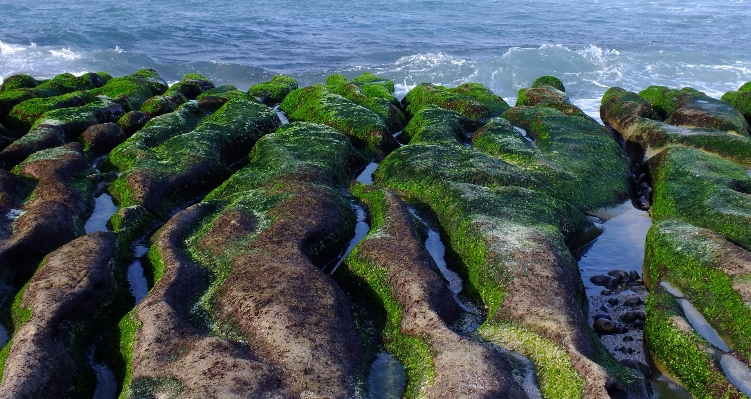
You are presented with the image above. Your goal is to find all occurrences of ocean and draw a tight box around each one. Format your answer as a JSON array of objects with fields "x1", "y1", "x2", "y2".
[{"x1": 2, "y1": 0, "x2": 751, "y2": 118}]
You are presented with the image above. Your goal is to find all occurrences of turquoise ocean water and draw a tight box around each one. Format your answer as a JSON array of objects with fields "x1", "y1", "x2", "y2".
[{"x1": 1, "y1": 0, "x2": 750, "y2": 117}]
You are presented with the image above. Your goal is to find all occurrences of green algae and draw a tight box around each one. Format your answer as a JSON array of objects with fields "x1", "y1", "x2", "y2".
[
  {"x1": 5, "y1": 91, "x2": 97, "y2": 132},
  {"x1": 0, "y1": 72, "x2": 108, "y2": 121},
  {"x1": 721, "y1": 90, "x2": 751, "y2": 125},
  {"x1": 249, "y1": 75, "x2": 298, "y2": 105},
  {"x1": 108, "y1": 102, "x2": 205, "y2": 172},
  {"x1": 645, "y1": 286, "x2": 742, "y2": 399},
  {"x1": 164, "y1": 73, "x2": 214, "y2": 100},
  {"x1": 109, "y1": 95, "x2": 279, "y2": 215},
  {"x1": 89, "y1": 69, "x2": 167, "y2": 112},
  {"x1": 326, "y1": 80, "x2": 406, "y2": 134},
  {"x1": 139, "y1": 92, "x2": 188, "y2": 118},
  {"x1": 401, "y1": 82, "x2": 509, "y2": 125},
  {"x1": 480, "y1": 323, "x2": 584, "y2": 399},
  {"x1": 531, "y1": 76, "x2": 566, "y2": 92},
  {"x1": 279, "y1": 84, "x2": 399, "y2": 158},
  {"x1": 648, "y1": 146, "x2": 751, "y2": 250},
  {"x1": 342, "y1": 186, "x2": 435, "y2": 399},
  {"x1": 645, "y1": 220, "x2": 751, "y2": 361},
  {"x1": 0, "y1": 74, "x2": 38, "y2": 92},
  {"x1": 114, "y1": 311, "x2": 143, "y2": 399}
]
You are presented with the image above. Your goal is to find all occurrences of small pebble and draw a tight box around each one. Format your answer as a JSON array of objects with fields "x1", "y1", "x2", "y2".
[
  {"x1": 608, "y1": 297, "x2": 619, "y2": 306},
  {"x1": 624, "y1": 296, "x2": 642, "y2": 306},
  {"x1": 629, "y1": 270, "x2": 641, "y2": 281},
  {"x1": 633, "y1": 320, "x2": 644, "y2": 329},
  {"x1": 590, "y1": 275, "x2": 611, "y2": 286},
  {"x1": 594, "y1": 313, "x2": 611, "y2": 321},
  {"x1": 601, "y1": 289, "x2": 612, "y2": 295},
  {"x1": 600, "y1": 303, "x2": 612, "y2": 313},
  {"x1": 623, "y1": 336, "x2": 634, "y2": 342},
  {"x1": 594, "y1": 319, "x2": 617, "y2": 334}
]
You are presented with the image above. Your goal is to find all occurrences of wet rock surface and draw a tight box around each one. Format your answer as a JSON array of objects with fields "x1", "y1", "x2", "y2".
[{"x1": 5, "y1": 69, "x2": 750, "y2": 398}]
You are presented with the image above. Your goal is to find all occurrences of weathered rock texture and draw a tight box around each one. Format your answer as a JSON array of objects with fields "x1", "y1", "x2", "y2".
[{"x1": 601, "y1": 83, "x2": 751, "y2": 398}]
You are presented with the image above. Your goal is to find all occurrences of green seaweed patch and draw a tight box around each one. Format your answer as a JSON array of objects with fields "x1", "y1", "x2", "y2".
[
  {"x1": 279, "y1": 84, "x2": 399, "y2": 158},
  {"x1": 402, "y1": 82, "x2": 509, "y2": 125},
  {"x1": 90, "y1": 69, "x2": 168, "y2": 111},
  {"x1": 480, "y1": 323, "x2": 584, "y2": 399},
  {"x1": 399, "y1": 105, "x2": 472, "y2": 145},
  {"x1": 0, "y1": 277, "x2": 34, "y2": 382},
  {"x1": 108, "y1": 102, "x2": 205, "y2": 172},
  {"x1": 0, "y1": 72, "x2": 106, "y2": 120},
  {"x1": 139, "y1": 91, "x2": 188, "y2": 118},
  {"x1": 639, "y1": 86, "x2": 698, "y2": 119},
  {"x1": 327, "y1": 81, "x2": 406, "y2": 134},
  {"x1": 531, "y1": 76, "x2": 566, "y2": 92},
  {"x1": 114, "y1": 311, "x2": 144, "y2": 399},
  {"x1": 343, "y1": 187, "x2": 435, "y2": 398},
  {"x1": 127, "y1": 377, "x2": 184, "y2": 399},
  {"x1": 164, "y1": 73, "x2": 214, "y2": 100},
  {"x1": 249, "y1": 75, "x2": 298, "y2": 105},
  {"x1": 0, "y1": 74, "x2": 39, "y2": 92},
  {"x1": 516, "y1": 86, "x2": 587, "y2": 118},
  {"x1": 645, "y1": 286, "x2": 742, "y2": 398},
  {"x1": 721, "y1": 90, "x2": 751, "y2": 125},
  {"x1": 499, "y1": 106, "x2": 629, "y2": 210},
  {"x1": 207, "y1": 122, "x2": 365, "y2": 200},
  {"x1": 5, "y1": 90, "x2": 97, "y2": 132},
  {"x1": 110, "y1": 97, "x2": 280, "y2": 215},
  {"x1": 648, "y1": 146, "x2": 751, "y2": 250},
  {"x1": 645, "y1": 220, "x2": 751, "y2": 361}
]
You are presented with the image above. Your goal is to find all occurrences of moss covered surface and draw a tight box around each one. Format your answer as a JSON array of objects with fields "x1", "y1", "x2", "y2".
[
  {"x1": 402, "y1": 82, "x2": 509, "y2": 125},
  {"x1": 0, "y1": 72, "x2": 109, "y2": 122},
  {"x1": 721, "y1": 90, "x2": 751, "y2": 125},
  {"x1": 639, "y1": 85, "x2": 749, "y2": 134},
  {"x1": 480, "y1": 323, "x2": 584, "y2": 398},
  {"x1": 249, "y1": 75, "x2": 298, "y2": 105},
  {"x1": 531, "y1": 75, "x2": 566, "y2": 92},
  {"x1": 601, "y1": 87, "x2": 751, "y2": 165},
  {"x1": 645, "y1": 220, "x2": 751, "y2": 361},
  {"x1": 139, "y1": 92, "x2": 187, "y2": 118},
  {"x1": 89, "y1": 69, "x2": 167, "y2": 112},
  {"x1": 108, "y1": 102, "x2": 205, "y2": 172},
  {"x1": 648, "y1": 146, "x2": 751, "y2": 249},
  {"x1": 0, "y1": 74, "x2": 39, "y2": 93},
  {"x1": 109, "y1": 93, "x2": 280, "y2": 216},
  {"x1": 279, "y1": 83, "x2": 400, "y2": 158},
  {"x1": 5, "y1": 91, "x2": 97, "y2": 132},
  {"x1": 164, "y1": 73, "x2": 214, "y2": 100},
  {"x1": 326, "y1": 79, "x2": 406, "y2": 134},
  {"x1": 644, "y1": 286, "x2": 743, "y2": 398},
  {"x1": 341, "y1": 186, "x2": 435, "y2": 398}
]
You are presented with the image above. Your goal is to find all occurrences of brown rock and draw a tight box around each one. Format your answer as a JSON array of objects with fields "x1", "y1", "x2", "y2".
[{"x1": 80, "y1": 122, "x2": 126, "y2": 154}]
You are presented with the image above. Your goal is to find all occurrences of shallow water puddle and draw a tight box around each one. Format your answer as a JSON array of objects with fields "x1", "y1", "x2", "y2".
[
  {"x1": 128, "y1": 244, "x2": 150, "y2": 303},
  {"x1": 356, "y1": 162, "x2": 379, "y2": 185},
  {"x1": 576, "y1": 201, "x2": 651, "y2": 295},
  {"x1": 720, "y1": 355, "x2": 751, "y2": 397},
  {"x1": 85, "y1": 193, "x2": 119, "y2": 234},
  {"x1": 273, "y1": 106, "x2": 289, "y2": 125},
  {"x1": 369, "y1": 352, "x2": 407, "y2": 399},
  {"x1": 514, "y1": 126, "x2": 534, "y2": 144},
  {"x1": 327, "y1": 202, "x2": 369, "y2": 275},
  {"x1": 92, "y1": 360, "x2": 117, "y2": 399}
]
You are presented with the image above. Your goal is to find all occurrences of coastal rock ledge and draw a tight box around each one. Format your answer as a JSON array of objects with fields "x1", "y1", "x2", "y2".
[{"x1": 0, "y1": 69, "x2": 749, "y2": 398}]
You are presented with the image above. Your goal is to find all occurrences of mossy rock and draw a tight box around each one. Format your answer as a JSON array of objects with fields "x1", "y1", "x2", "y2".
[
  {"x1": 208, "y1": 122, "x2": 365, "y2": 200},
  {"x1": 90, "y1": 69, "x2": 168, "y2": 112},
  {"x1": 516, "y1": 85, "x2": 587, "y2": 118},
  {"x1": 279, "y1": 84, "x2": 399, "y2": 159},
  {"x1": 601, "y1": 87, "x2": 751, "y2": 165},
  {"x1": 5, "y1": 91, "x2": 97, "y2": 133},
  {"x1": 721, "y1": 90, "x2": 751, "y2": 125},
  {"x1": 399, "y1": 104, "x2": 473, "y2": 145},
  {"x1": 649, "y1": 146, "x2": 751, "y2": 250},
  {"x1": 117, "y1": 111, "x2": 150, "y2": 136},
  {"x1": 139, "y1": 91, "x2": 188, "y2": 118},
  {"x1": 108, "y1": 102, "x2": 205, "y2": 172},
  {"x1": 110, "y1": 96, "x2": 280, "y2": 215},
  {"x1": 738, "y1": 82, "x2": 751, "y2": 93},
  {"x1": 0, "y1": 72, "x2": 108, "y2": 121},
  {"x1": 165, "y1": 73, "x2": 214, "y2": 100},
  {"x1": 0, "y1": 74, "x2": 39, "y2": 92},
  {"x1": 347, "y1": 72, "x2": 399, "y2": 106},
  {"x1": 640, "y1": 85, "x2": 749, "y2": 135},
  {"x1": 326, "y1": 81, "x2": 406, "y2": 133},
  {"x1": 645, "y1": 220, "x2": 751, "y2": 362},
  {"x1": 531, "y1": 75, "x2": 565, "y2": 92},
  {"x1": 249, "y1": 75, "x2": 298, "y2": 105},
  {"x1": 645, "y1": 285, "x2": 743, "y2": 398},
  {"x1": 499, "y1": 105, "x2": 629, "y2": 210},
  {"x1": 402, "y1": 82, "x2": 509, "y2": 125}
]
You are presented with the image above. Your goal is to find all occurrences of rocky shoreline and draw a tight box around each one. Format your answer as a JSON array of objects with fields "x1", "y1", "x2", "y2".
[{"x1": 0, "y1": 69, "x2": 749, "y2": 398}]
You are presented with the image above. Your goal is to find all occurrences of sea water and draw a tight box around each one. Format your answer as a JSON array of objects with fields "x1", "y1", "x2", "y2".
[{"x1": 2, "y1": 0, "x2": 751, "y2": 117}]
